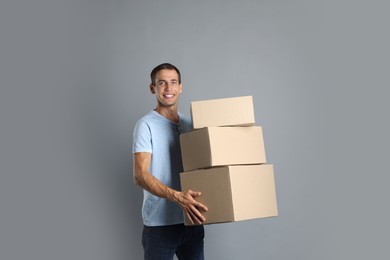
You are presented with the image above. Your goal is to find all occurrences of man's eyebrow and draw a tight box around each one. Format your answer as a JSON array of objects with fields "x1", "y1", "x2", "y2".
[{"x1": 157, "y1": 79, "x2": 178, "y2": 83}]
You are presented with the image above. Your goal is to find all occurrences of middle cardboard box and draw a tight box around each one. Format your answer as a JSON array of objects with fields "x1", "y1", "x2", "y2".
[{"x1": 180, "y1": 126, "x2": 266, "y2": 172}]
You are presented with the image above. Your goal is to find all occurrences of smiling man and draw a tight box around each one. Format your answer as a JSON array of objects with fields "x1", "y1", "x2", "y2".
[{"x1": 133, "y1": 63, "x2": 208, "y2": 260}]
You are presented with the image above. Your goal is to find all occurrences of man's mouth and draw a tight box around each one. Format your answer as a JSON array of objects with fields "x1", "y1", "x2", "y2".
[{"x1": 164, "y1": 94, "x2": 174, "y2": 98}]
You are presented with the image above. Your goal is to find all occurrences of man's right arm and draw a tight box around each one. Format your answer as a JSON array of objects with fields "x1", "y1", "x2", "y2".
[{"x1": 133, "y1": 152, "x2": 208, "y2": 225}]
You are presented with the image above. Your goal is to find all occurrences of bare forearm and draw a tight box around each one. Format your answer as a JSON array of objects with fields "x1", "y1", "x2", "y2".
[
  {"x1": 133, "y1": 152, "x2": 207, "y2": 224},
  {"x1": 134, "y1": 171, "x2": 179, "y2": 202},
  {"x1": 134, "y1": 170, "x2": 207, "y2": 224}
]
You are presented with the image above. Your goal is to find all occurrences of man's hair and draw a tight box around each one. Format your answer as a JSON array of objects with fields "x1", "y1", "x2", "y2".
[{"x1": 150, "y1": 63, "x2": 181, "y2": 85}]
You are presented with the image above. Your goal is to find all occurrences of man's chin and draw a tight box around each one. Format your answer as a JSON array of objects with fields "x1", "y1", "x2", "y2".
[{"x1": 158, "y1": 102, "x2": 177, "y2": 108}]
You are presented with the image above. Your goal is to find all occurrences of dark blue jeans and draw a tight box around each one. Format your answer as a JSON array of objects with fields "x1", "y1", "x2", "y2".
[{"x1": 142, "y1": 224, "x2": 205, "y2": 260}]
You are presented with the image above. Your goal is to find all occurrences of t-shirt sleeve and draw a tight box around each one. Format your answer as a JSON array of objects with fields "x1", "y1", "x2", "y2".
[{"x1": 132, "y1": 119, "x2": 152, "y2": 153}]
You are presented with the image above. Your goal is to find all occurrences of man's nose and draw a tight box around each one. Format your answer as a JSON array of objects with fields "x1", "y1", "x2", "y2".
[{"x1": 164, "y1": 83, "x2": 173, "y2": 89}]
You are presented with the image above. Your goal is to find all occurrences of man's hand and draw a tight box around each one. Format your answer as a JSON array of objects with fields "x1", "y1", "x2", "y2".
[
  {"x1": 174, "y1": 190, "x2": 208, "y2": 225},
  {"x1": 134, "y1": 153, "x2": 207, "y2": 224}
]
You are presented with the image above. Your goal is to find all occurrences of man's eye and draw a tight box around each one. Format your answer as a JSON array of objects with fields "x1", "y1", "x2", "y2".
[
  {"x1": 171, "y1": 81, "x2": 178, "y2": 85},
  {"x1": 158, "y1": 81, "x2": 167, "y2": 86}
]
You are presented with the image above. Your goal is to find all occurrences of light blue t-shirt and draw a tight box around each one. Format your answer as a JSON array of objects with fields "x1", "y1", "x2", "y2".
[{"x1": 132, "y1": 110, "x2": 192, "y2": 226}]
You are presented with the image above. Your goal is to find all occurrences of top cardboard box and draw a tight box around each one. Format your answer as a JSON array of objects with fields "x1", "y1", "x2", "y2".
[{"x1": 191, "y1": 96, "x2": 255, "y2": 129}]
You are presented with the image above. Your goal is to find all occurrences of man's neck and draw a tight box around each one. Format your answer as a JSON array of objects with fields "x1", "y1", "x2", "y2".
[{"x1": 154, "y1": 106, "x2": 179, "y2": 123}]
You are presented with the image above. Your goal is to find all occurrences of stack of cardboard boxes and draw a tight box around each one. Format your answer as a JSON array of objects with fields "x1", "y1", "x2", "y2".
[{"x1": 180, "y1": 96, "x2": 278, "y2": 225}]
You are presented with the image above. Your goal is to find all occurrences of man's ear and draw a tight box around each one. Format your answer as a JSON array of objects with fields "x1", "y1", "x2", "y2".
[{"x1": 150, "y1": 84, "x2": 155, "y2": 94}]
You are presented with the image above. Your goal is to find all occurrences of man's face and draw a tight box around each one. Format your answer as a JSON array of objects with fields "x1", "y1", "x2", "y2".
[{"x1": 150, "y1": 69, "x2": 182, "y2": 108}]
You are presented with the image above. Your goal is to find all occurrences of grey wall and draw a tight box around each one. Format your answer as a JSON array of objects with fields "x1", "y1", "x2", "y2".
[{"x1": 1, "y1": 0, "x2": 389, "y2": 259}]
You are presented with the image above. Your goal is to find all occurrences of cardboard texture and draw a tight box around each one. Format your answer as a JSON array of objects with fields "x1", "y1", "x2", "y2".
[
  {"x1": 180, "y1": 126, "x2": 266, "y2": 172},
  {"x1": 180, "y1": 164, "x2": 278, "y2": 225},
  {"x1": 191, "y1": 96, "x2": 255, "y2": 129}
]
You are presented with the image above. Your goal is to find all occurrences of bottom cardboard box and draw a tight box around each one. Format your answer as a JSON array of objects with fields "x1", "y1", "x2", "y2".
[{"x1": 180, "y1": 164, "x2": 278, "y2": 225}]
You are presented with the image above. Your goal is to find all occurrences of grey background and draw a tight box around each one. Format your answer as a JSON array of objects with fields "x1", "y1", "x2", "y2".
[{"x1": 1, "y1": 0, "x2": 389, "y2": 259}]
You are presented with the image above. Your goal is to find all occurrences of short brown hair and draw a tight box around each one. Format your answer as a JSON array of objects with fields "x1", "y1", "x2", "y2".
[{"x1": 150, "y1": 63, "x2": 181, "y2": 85}]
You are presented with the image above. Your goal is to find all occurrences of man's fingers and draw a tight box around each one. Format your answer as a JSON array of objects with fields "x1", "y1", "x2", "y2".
[
  {"x1": 181, "y1": 190, "x2": 207, "y2": 224},
  {"x1": 196, "y1": 202, "x2": 208, "y2": 212},
  {"x1": 188, "y1": 190, "x2": 203, "y2": 198},
  {"x1": 190, "y1": 205, "x2": 206, "y2": 223},
  {"x1": 187, "y1": 209, "x2": 201, "y2": 225},
  {"x1": 186, "y1": 211, "x2": 195, "y2": 225},
  {"x1": 185, "y1": 205, "x2": 205, "y2": 224},
  {"x1": 185, "y1": 190, "x2": 207, "y2": 211}
]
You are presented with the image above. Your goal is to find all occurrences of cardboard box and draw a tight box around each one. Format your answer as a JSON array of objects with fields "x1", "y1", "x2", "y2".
[
  {"x1": 180, "y1": 164, "x2": 278, "y2": 225},
  {"x1": 191, "y1": 96, "x2": 255, "y2": 129},
  {"x1": 180, "y1": 126, "x2": 266, "y2": 172}
]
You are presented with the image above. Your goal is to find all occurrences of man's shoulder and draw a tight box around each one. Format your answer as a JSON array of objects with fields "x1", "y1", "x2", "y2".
[{"x1": 136, "y1": 111, "x2": 158, "y2": 124}]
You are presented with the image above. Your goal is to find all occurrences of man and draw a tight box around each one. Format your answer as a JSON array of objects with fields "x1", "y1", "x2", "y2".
[{"x1": 132, "y1": 63, "x2": 208, "y2": 260}]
